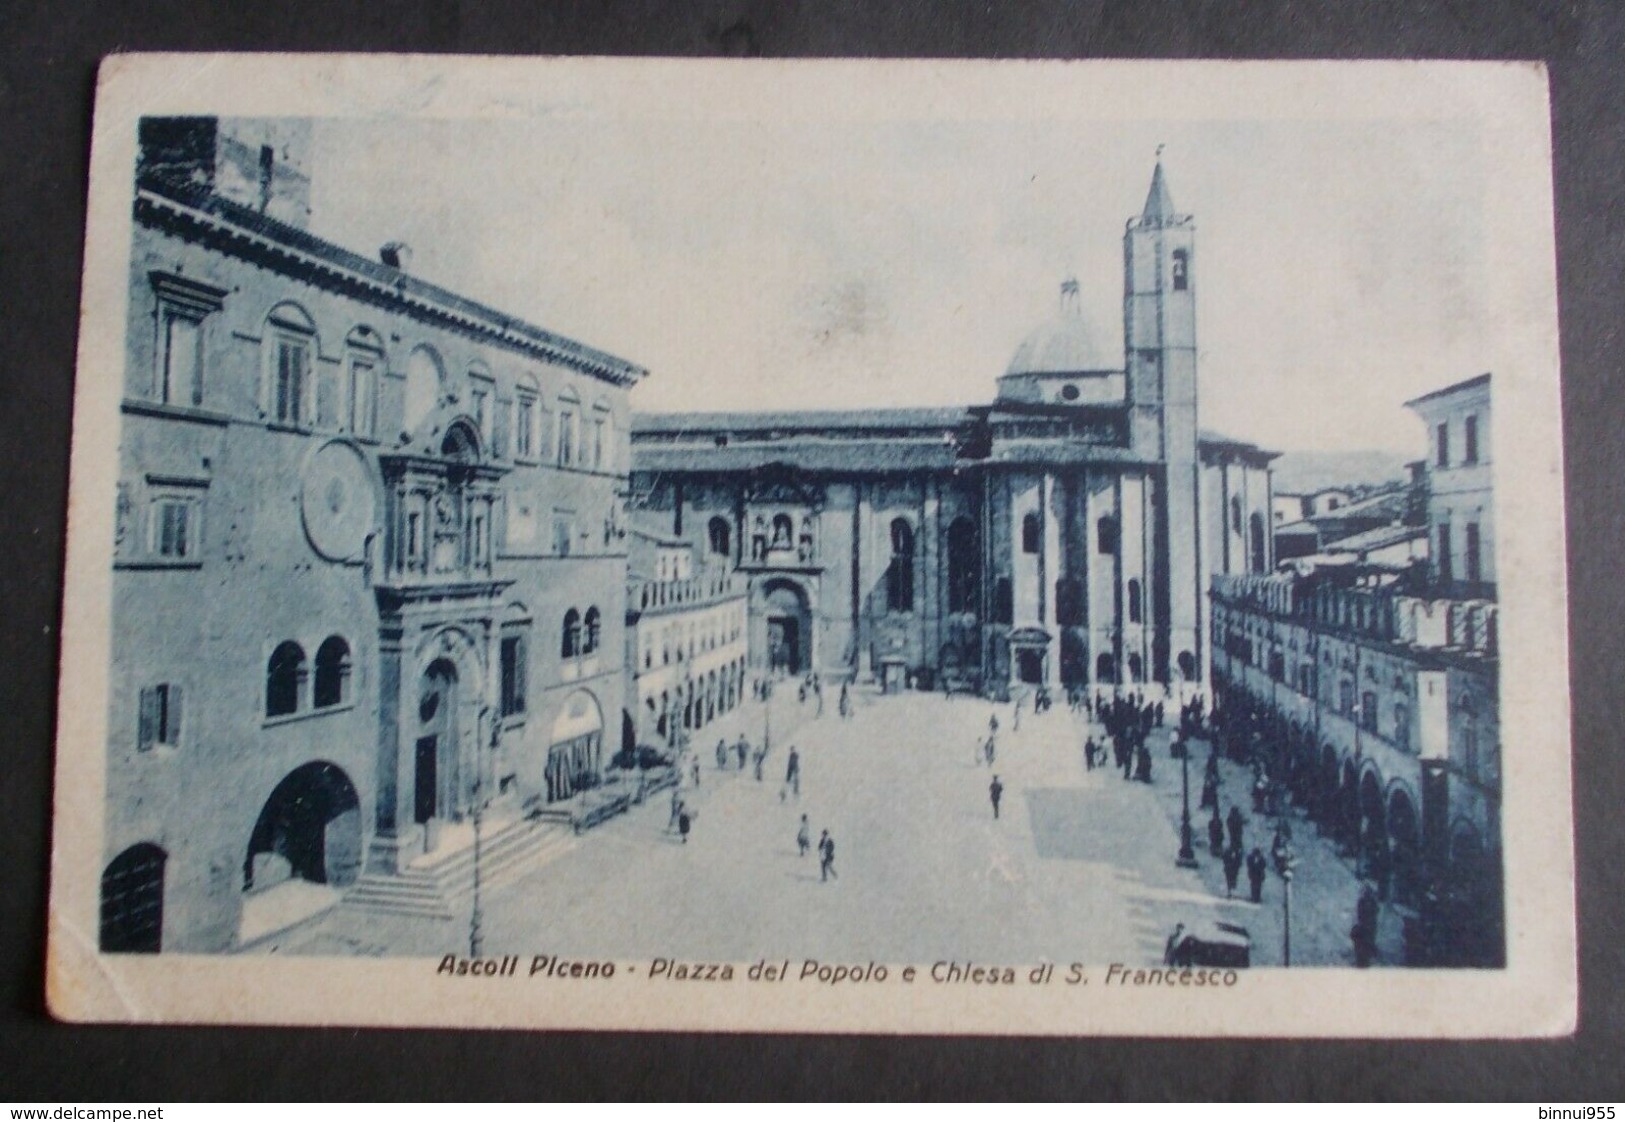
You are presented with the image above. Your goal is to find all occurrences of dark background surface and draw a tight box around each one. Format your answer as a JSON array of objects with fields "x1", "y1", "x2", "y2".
[{"x1": 2, "y1": 0, "x2": 1621, "y2": 1101}]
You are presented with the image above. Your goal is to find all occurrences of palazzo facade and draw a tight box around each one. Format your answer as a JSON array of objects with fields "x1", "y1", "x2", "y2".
[
  {"x1": 631, "y1": 163, "x2": 1276, "y2": 699},
  {"x1": 100, "y1": 118, "x2": 644, "y2": 953}
]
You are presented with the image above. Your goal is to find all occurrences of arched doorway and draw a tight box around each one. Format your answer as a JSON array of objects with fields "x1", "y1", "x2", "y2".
[
  {"x1": 1359, "y1": 768, "x2": 1387, "y2": 888},
  {"x1": 1318, "y1": 745, "x2": 1339, "y2": 826},
  {"x1": 762, "y1": 580, "x2": 811, "y2": 676},
  {"x1": 1339, "y1": 760, "x2": 1360, "y2": 850},
  {"x1": 548, "y1": 689, "x2": 603, "y2": 803},
  {"x1": 1388, "y1": 787, "x2": 1421, "y2": 906},
  {"x1": 100, "y1": 842, "x2": 167, "y2": 953},
  {"x1": 243, "y1": 761, "x2": 361, "y2": 892},
  {"x1": 414, "y1": 658, "x2": 459, "y2": 839}
]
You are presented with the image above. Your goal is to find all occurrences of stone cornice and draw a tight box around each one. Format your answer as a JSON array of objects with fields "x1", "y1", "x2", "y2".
[{"x1": 136, "y1": 187, "x2": 648, "y2": 391}]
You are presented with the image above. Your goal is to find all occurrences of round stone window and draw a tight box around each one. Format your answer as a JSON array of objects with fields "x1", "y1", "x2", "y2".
[{"x1": 1060, "y1": 383, "x2": 1081, "y2": 401}]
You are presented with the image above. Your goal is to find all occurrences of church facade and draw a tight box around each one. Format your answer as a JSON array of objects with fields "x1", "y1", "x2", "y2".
[{"x1": 630, "y1": 163, "x2": 1276, "y2": 699}]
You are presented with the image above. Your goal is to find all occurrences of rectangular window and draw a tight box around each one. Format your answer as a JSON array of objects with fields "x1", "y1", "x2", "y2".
[
  {"x1": 558, "y1": 411, "x2": 575, "y2": 466},
  {"x1": 471, "y1": 386, "x2": 491, "y2": 443},
  {"x1": 150, "y1": 273, "x2": 223, "y2": 406},
  {"x1": 500, "y1": 633, "x2": 527, "y2": 717},
  {"x1": 1463, "y1": 414, "x2": 1479, "y2": 464},
  {"x1": 1361, "y1": 691, "x2": 1378, "y2": 733},
  {"x1": 152, "y1": 499, "x2": 193, "y2": 559},
  {"x1": 161, "y1": 313, "x2": 203, "y2": 406},
  {"x1": 1437, "y1": 521, "x2": 1453, "y2": 582},
  {"x1": 1436, "y1": 421, "x2": 1449, "y2": 468},
  {"x1": 592, "y1": 417, "x2": 606, "y2": 469},
  {"x1": 137, "y1": 683, "x2": 183, "y2": 751},
  {"x1": 348, "y1": 356, "x2": 377, "y2": 437},
  {"x1": 1464, "y1": 522, "x2": 1482, "y2": 583},
  {"x1": 273, "y1": 336, "x2": 309, "y2": 425},
  {"x1": 553, "y1": 512, "x2": 574, "y2": 557},
  {"x1": 516, "y1": 396, "x2": 535, "y2": 458}
]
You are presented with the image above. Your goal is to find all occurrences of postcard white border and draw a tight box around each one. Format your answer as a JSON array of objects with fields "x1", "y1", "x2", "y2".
[{"x1": 47, "y1": 54, "x2": 1574, "y2": 1036}]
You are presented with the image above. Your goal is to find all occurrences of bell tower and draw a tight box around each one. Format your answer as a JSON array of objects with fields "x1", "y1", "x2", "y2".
[{"x1": 1123, "y1": 151, "x2": 1201, "y2": 685}]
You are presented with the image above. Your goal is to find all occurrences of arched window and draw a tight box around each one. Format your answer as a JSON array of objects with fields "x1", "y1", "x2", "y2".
[
  {"x1": 591, "y1": 401, "x2": 612, "y2": 470},
  {"x1": 514, "y1": 374, "x2": 539, "y2": 459},
  {"x1": 562, "y1": 609, "x2": 582, "y2": 659},
  {"x1": 1249, "y1": 513, "x2": 1267, "y2": 572},
  {"x1": 1230, "y1": 496, "x2": 1242, "y2": 535},
  {"x1": 100, "y1": 842, "x2": 167, "y2": 954},
  {"x1": 557, "y1": 389, "x2": 580, "y2": 467},
  {"x1": 887, "y1": 518, "x2": 915, "y2": 613},
  {"x1": 1177, "y1": 650, "x2": 1197, "y2": 682},
  {"x1": 1126, "y1": 578, "x2": 1143, "y2": 624},
  {"x1": 1022, "y1": 512, "x2": 1041, "y2": 554},
  {"x1": 313, "y1": 636, "x2": 351, "y2": 708},
  {"x1": 1127, "y1": 653, "x2": 1144, "y2": 682},
  {"x1": 1097, "y1": 516, "x2": 1119, "y2": 555},
  {"x1": 265, "y1": 303, "x2": 317, "y2": 426},
  {"x1": 344, "y1": 327, "x2": 383, "y2": 438},
  {"x1": 1171, "y1": 248, "x2": 1189, "y2": 291},
  {"x1": 584, "y1": 607, "x2": 602, "y2": 655},
  {"x1": 992, "y1": 577, "x2": 1013, "y2": 624},
  {"x1": 708, "y1": 516, "x2": 731, "y2": 558},
  {"x1": 946, "y1": 517, "x2": 980, "y2": 614},
  {"x1": 266, "y1": 641, "x2": 306, "y2": 717},
  {"x1": 771, "y1": 513, "x2": 794, "y2": 550}
]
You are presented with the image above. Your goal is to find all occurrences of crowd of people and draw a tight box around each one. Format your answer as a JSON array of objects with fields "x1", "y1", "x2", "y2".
[{"x1": 659, "y1": 664, "x2": 1383, "y2": 966}]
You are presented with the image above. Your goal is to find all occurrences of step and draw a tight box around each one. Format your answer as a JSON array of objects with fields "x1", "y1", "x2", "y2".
[{"x1": 341, "y1": 819, "x2": 575, "y2": 919}]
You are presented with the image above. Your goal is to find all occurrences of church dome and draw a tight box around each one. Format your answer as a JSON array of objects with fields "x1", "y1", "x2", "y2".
[{"x1": 1004, "y1": 280, "x2": 1116, "y2": 376}]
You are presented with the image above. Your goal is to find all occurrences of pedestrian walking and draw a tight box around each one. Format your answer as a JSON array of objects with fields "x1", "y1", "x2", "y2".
[
  {"x1": 785, "y1": 746, "x2": 801, "y2": 797},
  {"x1": 1012, "y1": 696, "x2": 1022, "y2": 732},
  {"x1": 1207, "y1": 808, "x2": 1225, "y2": 857},
  {"x1": 1200, "y1": 771, "x2": 1218, "y2": 811},
  {"x1": 678, "y1": 806, "x2": 692, "y2": 844},
  {"x1": 1084, "y1": 736, "x2": 1097, "y2": 772},
  {"x1": 1226, "y1": 804, "x2": 1246, "y2": 853},
  {"x1": 716, "y1": 739, "x2": 728, "y2": 771},
  {"x1": 1246, "y1": 846, "x2": 1267, "y2": 903},
  {"x1": 989, "y1": 775, "x2": 1004, "y2": 819},
  {"x1": 989, "y1": 712, "x2": 1000, "y2": 736},
  {"x1": 984, "y1": 735, "x2": 996, "y2": 767},
  {"x1": 1134, "y1": 741, "x2": 1153, "y2": 783},
  {"x1": 1222, "y1": 844, "x2": 1243, "y2": 898},
  {"x1": 797, "y1": 814, "x2": 811, "y2": 857},
  {"x1": 1352, "y1": 883, "x2": 1380, "y2": 967},
  {"x1": 737, "y1": 736, "x2": 749, "y2": 771},
  {"x1": 753, "y1": 747, "x2": 765, "y2": 782},
  {"x1": 668, "y1": 789, "x2": 683, "y2": 833},
  {"x1": 839, "y1": 683, "x2": 852, "y2": 719},
  {"x1": 819, "y1": 830, "x2": 837, "y2": 881}
]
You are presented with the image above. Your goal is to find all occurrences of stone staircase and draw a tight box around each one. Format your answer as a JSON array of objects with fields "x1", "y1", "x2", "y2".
[{"x1": 343, "y1": 815, "x2": 576, "y2": 920}]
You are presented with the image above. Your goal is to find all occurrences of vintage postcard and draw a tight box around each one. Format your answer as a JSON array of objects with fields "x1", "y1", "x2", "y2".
[{"x1": 47, "y1": 55, "x2": 1574, "y2": 1035}]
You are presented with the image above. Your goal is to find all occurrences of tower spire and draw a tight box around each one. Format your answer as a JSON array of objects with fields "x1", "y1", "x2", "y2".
[{"x1": 1141, "y1": 145, "x2": 1175, "y2": 224}]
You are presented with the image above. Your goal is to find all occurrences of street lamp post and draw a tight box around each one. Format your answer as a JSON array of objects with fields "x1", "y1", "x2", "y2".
[
  {"x1": 1176, "y1": 732, "x2": 1198, "y2": 868},
  {"x1": 1275, "y1": 836, "x2": 1297, "y2": 967},
  {"x1": 470, "y1": 706, "x2": 499, "y2": 959}
]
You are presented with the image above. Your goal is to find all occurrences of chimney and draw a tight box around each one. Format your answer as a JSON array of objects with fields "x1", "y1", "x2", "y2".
[{"x1": 380, "y1": 242, "x2": 413, "y2": 271}]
